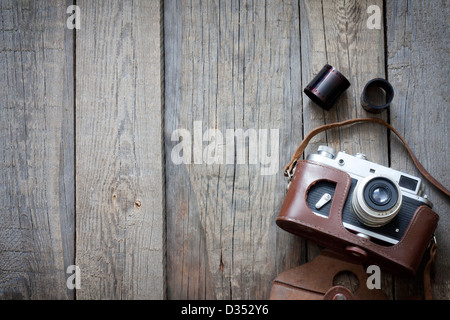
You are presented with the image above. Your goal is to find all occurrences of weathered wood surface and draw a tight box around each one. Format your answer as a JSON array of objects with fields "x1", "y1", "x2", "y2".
[
  {"x1": 0, "y1": 0, "x2": 449, "y2": 300},
  {"x1": 0, "y1": 0, "x2": 74, "y2": 299},
  {"x1": 75, "y1": 0, "x2": 165, "y2": 299},
  {"x1": 164, "y1": 0, "x2": 303, "y2": 299},
  {"x1": 164, "y1": 0, "x2": 449, "y2": 300},
  {"x1": 299, "y1": 0, "x2": 393, "y2": 298},
  {"x1": 163, "y1": 0, "x2": 391, "y2": 299},
  {"x1": 386, "y1": 0, "x2": 450, "y2": 300}
]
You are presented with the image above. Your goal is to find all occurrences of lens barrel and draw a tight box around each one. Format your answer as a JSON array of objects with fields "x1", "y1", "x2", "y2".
[{"x1": 351, "y1": 175, "x2": 402, "y2": 227}]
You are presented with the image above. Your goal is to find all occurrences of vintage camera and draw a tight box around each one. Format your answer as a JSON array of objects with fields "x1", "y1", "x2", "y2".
[
  {"x1": 277, "y1": 144, "x2": 439, "y2": 276},
  {"x1": 306, "y1": 145, "x2": 432, "y2": 245}
]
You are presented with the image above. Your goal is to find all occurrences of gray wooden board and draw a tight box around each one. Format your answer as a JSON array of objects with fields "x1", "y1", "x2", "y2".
[
  {"x1": 75, "y1": 0, "x2": 165, "y2": 299},
  {"x1": 386, "y1": 0, "x2": 450, "y2": 299},
  {"x1": 0, "y1": 0, "x2": 74, "y2": 299},
  {"x1": 164, "y1": 0, "x2": 304, "y2": 299}
]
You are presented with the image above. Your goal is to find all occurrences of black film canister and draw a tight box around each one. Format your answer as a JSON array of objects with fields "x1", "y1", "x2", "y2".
[
  {"x1": 360, "y1": 78, "x2": 394, "y2": 113},
  {"x1": 304, "y1": 64, "x2": 351, "y2": 111}
]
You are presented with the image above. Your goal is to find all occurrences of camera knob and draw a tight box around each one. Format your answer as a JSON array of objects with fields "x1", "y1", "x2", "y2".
[
  {"x1": 345, "y1": 246, "x2": 368, "y2": 261},
  {"x1": 355, "y1": 153, "x2": 368, "y2": 160},
  {"x1": 324, "y1": 286, "x2": 353, "y2": 300},
  {"x1": 318, "y1": 145, "x2": 336, "y2": 159}
]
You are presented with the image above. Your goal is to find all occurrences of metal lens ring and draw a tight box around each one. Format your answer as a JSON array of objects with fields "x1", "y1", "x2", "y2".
[{"x1": 351, "y1": 175, "x2": 402, "y2": 227}]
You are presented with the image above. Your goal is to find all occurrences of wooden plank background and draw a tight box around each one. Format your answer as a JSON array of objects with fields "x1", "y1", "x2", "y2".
[
  {"x1": 0, "y1": 0, "x2": 448, "y2": 300},
  {"x1": 0, "y1": 0, "x2": 74, "y2": 299},
  {"x1": 75, "y1": 0, "x2": 165, "y2": 299},
  {"x1": 164, "y1": 0, "x2": 304, "y2": 300},
  {"x1": 386, "y1": 0, "x2": 450, "y2": 300}
]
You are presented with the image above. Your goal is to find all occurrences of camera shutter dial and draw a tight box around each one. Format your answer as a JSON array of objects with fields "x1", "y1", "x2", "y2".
[{"x1": 318, "y1": 145, "x2": 336, "y2": 159}]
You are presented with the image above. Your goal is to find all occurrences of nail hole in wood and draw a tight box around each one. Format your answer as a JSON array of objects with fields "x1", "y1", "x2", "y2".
[{"x1": 134, "y1": 200, "x2": 142, "y2": 209}]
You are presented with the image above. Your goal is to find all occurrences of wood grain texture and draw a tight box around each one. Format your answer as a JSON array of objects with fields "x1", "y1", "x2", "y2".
[
  {"x1": 75, "y1": 0, "x2": 165, "y2": 299},
  {"x1": 1, "y1": 0, "x2": 448, "y2": 301},
  {"x1": 164, "y1": 0, "x2": 303, "y2": 299},
  {"x1": 0, "y1": 0, "x2": 74, "y2": 299},
  {"x1": 386, "y1": 0, "x2": 450, "y2": 300},
  {"x1": 300, "y1": 0, "x2": 387, "y2": 180},
  {"x1": 299, "y1": 0, "x2": 393, "y2": 298}
]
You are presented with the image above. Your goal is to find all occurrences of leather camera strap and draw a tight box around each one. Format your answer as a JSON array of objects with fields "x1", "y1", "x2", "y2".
[
  {"x1": 283, "y1": 117, "x2": 450, "y2": 198},
  {"x1": 284, "y1": 117, "x2": 445, "y2": 300}
]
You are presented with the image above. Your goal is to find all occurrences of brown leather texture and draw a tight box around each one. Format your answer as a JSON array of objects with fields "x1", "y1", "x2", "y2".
[
  {"x1": 276, "y1": 160, "x2": 439, "y2": 277},
  {"x1": 270, "y1": 250, "x2": 387, "y2": 300}
]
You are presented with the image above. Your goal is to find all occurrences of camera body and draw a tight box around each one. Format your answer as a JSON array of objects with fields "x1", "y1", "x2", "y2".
[
  {"x1": 276, "y1": 145, "x2": 439, "y2": 276},
  {"x1": 305, "y1": 145, "x2": 432, "y2": 245}
]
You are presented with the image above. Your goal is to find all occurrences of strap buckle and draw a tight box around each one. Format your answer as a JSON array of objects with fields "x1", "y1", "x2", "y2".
[{"x1": 284, "y1": 160, "x2": 298, "y2": 191}]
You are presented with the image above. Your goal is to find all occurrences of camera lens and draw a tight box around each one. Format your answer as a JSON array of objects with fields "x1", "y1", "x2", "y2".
[
  {"x1": 351, "y1": 175, "x2": 402, "y2": 227},
  {"x1": 364, "y1": 178, "x2": 398, "y2": 211},
  {"x1": 371, "y1": 187, "x2": 390, "y2": 204}
]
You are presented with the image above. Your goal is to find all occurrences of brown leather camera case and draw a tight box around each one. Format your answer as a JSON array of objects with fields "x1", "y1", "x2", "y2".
[{"x1": 276, "y1": 160, "x2": 439, "y2": 277}]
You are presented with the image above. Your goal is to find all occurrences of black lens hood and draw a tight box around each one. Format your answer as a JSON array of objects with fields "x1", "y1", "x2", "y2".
[{"x1": 360, "y1": 78, "x2": 394, "y2": 113}]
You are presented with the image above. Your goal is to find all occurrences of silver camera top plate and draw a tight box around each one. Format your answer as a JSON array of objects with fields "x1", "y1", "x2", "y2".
[{"x1": 306, "y1": 146, "x2": 432, "y2": 208}]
